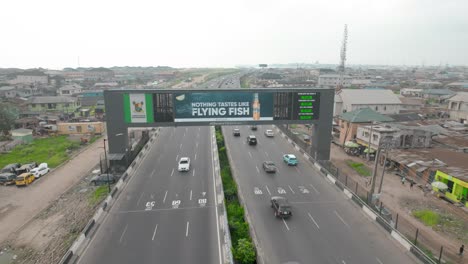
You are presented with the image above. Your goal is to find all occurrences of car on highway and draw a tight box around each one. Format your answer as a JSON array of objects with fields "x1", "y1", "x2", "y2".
[
  {"x1": 90, "y1": 174, "x2": 116, "y2": 185},
  {"x1": 262, "y1": 161, "x2": 277, "y2": 173},
  {"x1": 264, "y1": 129, "x2": 274, "y2": 137},
  {"x1": 1, "y1": 163, "x2": 21, "y2": 174},
  {"x1": 178, "y1": 157, "x2": 191, "y2": 171},
  {"x1": 250, "y1": 125, "x2": 257, "y2": 131},
  {"x1": 247, "y1": 135, "x2": 257, "y2": 145},
  {"x1": 30, "y1": 163, "x2": 50, "y2": 178},
  {"x1": 233, "y1": 128, "x2": 240, "y2": 136},
  {"x1": 271, "y1": 196, "x2": 292, "y2": 218},
  {"x1": 15, "y1": 172, "x2": 35, "y2": 187},
  {"x1": 283, "y1": 154, "x2": 298, "y2": 166},
  {"x1": 0, "y1": 173, "x2": 17, "y2": 185}
]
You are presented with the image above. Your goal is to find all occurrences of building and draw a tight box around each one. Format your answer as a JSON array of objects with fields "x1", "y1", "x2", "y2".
[
  {"x1": 446, "y1": 81, "x2": 468, "y2": 90},
  {"x1": 335, "y1": 89, "x2": 402, "y2": 115},
  {"x1": 28, "y1": 96, "x2": 80, "y2": 113},
  {"x1": 447, "y1": 92, "x2": 468, "y2": 124},
  {"x1": 11, "y1": 128, "x2": 33, "y2": 143},
  {"x1": 0, "y1": 86, "x2": 16, "y2": 98},
  {"x1": 10, "y1": 71, "x2": 48, "y2": 85},
  {"x1": 356, "y1": 124, "x2": 432, "y2": 150},
  {"x1": 58, "y1": 84, "x2": 83, "y2": 96},
  {"x1": 399, "y1": 97, "x2": 424, "y2": 112},
  {"x1": 421, "y1": 89, "x2": 455, "y2": 100},
  {"x1": 400, "y1": 88, "x2": 423, "y2": 97},
  {"x1": 57, "y1": 122, "x2": 104, "y2": 135},
  {"x1": 84, "y1": 68, "x2": 115, "y2": 81},
  {"x1": 337, "y1": 108, "x2": 394, "y2": 145},
  {"x1": 318, "y1": 74, "x2": 352, "y2": 87}
]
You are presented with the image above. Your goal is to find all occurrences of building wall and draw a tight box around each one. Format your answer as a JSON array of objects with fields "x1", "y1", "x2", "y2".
[
  {"x1": 434, "y1": 170, "x2": 468, "y2": 207},
  {"x1": 57, "y1": 122, "x2": 104, "y2": 135},
  {"x1": 343, "y1": 103, "x2": 400, "y2": 114},
  {"x1": 29, "y1": 102, "x2": 80, "y2": 113},
  {"x1": 318, "y1": 75, "x2": 352, "y2": 87},
  {"x1": 13, "y1": 75, "x2": 48, "y2": 84},
  {"x1": 338, "y1": 120, "x2": 361, "y2": 145}
]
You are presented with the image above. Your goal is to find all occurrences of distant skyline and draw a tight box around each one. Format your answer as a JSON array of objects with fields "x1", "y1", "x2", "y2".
[{"x1": 1, "y1": 0, "x2": 467, "y2": 69}]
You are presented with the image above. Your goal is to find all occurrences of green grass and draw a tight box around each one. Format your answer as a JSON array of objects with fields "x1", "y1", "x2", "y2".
[
  {"x1": 0, "y1": 136, "x2": 80, "y2": 168},
  {"x1": 89, "y1": 186, "x2": 109, "y2": 205},
  {"x1": 413, "y1": 210, "x2": 440, "y2": 227},
  {"x1": 346, "y1": 160, "x2": 371, "y2": 177}
]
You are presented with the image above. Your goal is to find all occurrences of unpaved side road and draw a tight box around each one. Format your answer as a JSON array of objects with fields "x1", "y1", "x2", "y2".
[{"x1": 0, "y1": 138, "x2": 104, "y2": 244}]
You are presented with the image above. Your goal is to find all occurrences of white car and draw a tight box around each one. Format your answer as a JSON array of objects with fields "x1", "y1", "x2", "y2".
[
  {"x1": 30, "y1": 163, "x2": 50, "y2": 178},
  {"x1": 265, "y1": 129, "x2": 274, "y2": 137},
  {"x1": 178, "y1": 157, "x2": 190, "y2": 172}
]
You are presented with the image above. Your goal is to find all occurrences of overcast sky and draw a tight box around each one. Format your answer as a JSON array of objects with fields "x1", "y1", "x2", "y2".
[{"x1": 1, "y1": 0, "x2": 467, "y2": 69}]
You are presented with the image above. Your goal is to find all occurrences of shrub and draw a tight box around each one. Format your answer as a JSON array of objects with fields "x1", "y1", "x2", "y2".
[{"x1": 233, "y1": 239, "x2": 256, "y2": 264}]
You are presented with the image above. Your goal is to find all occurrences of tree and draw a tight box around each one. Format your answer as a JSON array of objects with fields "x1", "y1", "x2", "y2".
[
  {"x1": 233, "y1": 238, "x2": 256, "y2": 264},
  {"x1": 0, "y1": 103, "x2": 18, "y2": 136}
]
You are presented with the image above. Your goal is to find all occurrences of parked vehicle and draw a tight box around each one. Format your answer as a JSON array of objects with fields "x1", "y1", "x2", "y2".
[
  {"x1": 0, "y1": 173, "x2": 17, "y2": 185},
  {"x1": 271, "y1": 196, "x2": 292, "y2": 218},
  {"x1": 15, "y1": 162, "x2": 38, "y2": 175},
  {"x1": 30, "y1": 163, "x2": 50, "y2": 178},
  {"x1": 283, "y1": 154, "x2": 298, "y2": 166},
  {"x1": 15, "y1": 172, "x2": 35, "y2": 187},
  {"x1": 1, "y1": 163, "x2": 21, "y2": 174},
  {"x1": 90, "y1": 174, "x2": 116, "y2": 185}
]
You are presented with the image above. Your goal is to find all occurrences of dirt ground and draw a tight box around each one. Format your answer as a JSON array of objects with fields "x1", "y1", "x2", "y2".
[
  {"x1": 0, "y1": 138, "x2": 105, "y2": 263},
  {"x1": 291, "y1": 125, "x2": 468, "y2": 263}
]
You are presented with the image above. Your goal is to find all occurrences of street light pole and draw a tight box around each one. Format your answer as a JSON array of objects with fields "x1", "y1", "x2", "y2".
[
  {"x1": 103, "y1": 138, "x2": 111, "y2": 193},
  {"x1": 369, "y1": 146, "x2": 381, "y2": 204},
  {"x1": 378, "y1": 147, "x2": 389, "y2": 194},
  {"x1": 367, "y1": 121, "x2": 375, "y2": 161}
]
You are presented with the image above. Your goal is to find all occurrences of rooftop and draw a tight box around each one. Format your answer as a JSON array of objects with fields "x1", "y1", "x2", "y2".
[
  {"x1": 337, "y1": 89, "x2": 402, "y2": 105},
  {"x1": 28, "y1": 96, "x2": 77, "y2": 104},
  {"x1": 448, "y1": 92, "x2": 468, "y2": 103},
  {"x1": 421, "y1": 89, "x2": 455, "y2": 95},
  {"x1": 339, "y1": 108, "x2": 394, "y2": 123}
]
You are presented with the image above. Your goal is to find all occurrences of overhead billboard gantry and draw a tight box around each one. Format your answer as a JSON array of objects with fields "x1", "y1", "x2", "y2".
[{"x1": 105, "y1": 88, "x2": 334, "y2": 164}]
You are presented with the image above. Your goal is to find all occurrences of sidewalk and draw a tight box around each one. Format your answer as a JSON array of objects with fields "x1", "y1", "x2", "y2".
[{"x1": 0, "y1": 138, "x2": 104, "y2": 244}]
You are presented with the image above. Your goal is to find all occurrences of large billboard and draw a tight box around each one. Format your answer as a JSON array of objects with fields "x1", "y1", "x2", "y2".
[
  {"x1": 173, "y1": 92, "x2": 273, "y2": 122},
  {"x1": 123, "y1": 90, "x2": 321, "y2": 124}
]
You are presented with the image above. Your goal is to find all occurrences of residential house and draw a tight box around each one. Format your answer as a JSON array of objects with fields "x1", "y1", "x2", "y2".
[
  {"x1": 335, "y1": 89, "x2": 402, "y2": 115},
  {"x1": 318, "y1": 74, "x2": 352, "y2": 88},
  {"x1": 77, "y1": 89, "x2": 104, "y2": 107},
  {"x1": 399, "y1": 97, "x2": 424, "y2": 112},
  {"x1": 447, "y1": 92, "x2": 468, "y2": 124},
  {"x1": 337, "y1": 108, "x2": 394, "y2": 145},
  {"x1": 10, "y1": 71, "x2": 48, "y2": 85},
  {"x1": 400, "y1": 88, "x2": 423, "y2": 97},
  {"x1": 356, "y1": 124, "x2": 432, "y2": 150},
  {"x1": 28, "y1": 96, "x2": 80, "y2": 113},
  {"x1": 421, "y1": 89, "x2": 455, "y2": 100},
  {"x1": 0, "y1": 86, "x2": 16, "y2": 98},
  {"x1": 58, "y1": 84, "x2": 83, "y2": 96},
  {"x1": 84, "y1": 68, "x2": 115, "y2": 81}
]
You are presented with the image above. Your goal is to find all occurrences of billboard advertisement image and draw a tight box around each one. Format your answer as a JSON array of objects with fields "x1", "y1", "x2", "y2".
[
  {"x1": 123, "y1": 93, "x2": 154, "y2": 123},
  {"x1": 173, "y1": 92, "x2": 273, "y2": 122}
]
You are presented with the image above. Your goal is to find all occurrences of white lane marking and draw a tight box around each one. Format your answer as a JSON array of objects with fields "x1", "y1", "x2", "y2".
[
  {"x1": 282, "y1": 218, "x2": 290, "y2": 231},
  {"x1": 176, "y1": 155, "x2": 179, "y2": 161},
  {"x1": 172, "y1": 200, "x2": 181, "y2": 208},
  {"x1": 190, "y1": 190, "x2": 193, "y2": 201},
  {"x1": 198, "y1": 127, "x2": 200, "y2": 131},
  {"x1": 199, "y1": 198, "x2": 207, "y2": 207},
  {"x1": 151, "y1": 224, "x2": 158, "y2": 240},
  {"x1": 265, "y1": 151, "x2": 269, "y2": 157},
  {"x1": 163, "y1": 191, "x2": 168, "y2": 203},
  {"x1": 334, "y1": 210, "x2": 350, "y2": 228},
  {"x1": 136, "y1": 192, "x2": 144, "y2": 206},
  {"x1": 308, "y1": 213, "x2": 320, "y2": 229},
  {"x1": 288, "y1": 185, "x2": 295, "y2": 194},
  {"x1": 248, "y1": 151, "x2": 252, "y2": 158},
  {"x1": 376, "y1": 258, "x2": 383, "y2": 264},
  {"x1": 151, "y1": 169, "x2": 156, "y2": 178},
  {"x1": 119, "y1": 224, "x2": 128, "y2": 243},
  {"x1": 256, "y1": 166, "x2": 260, "y2": 174},
  {"x1": 196, "y1": 142, "x2": 199, "y2": 149},
  {"x1": 294, "y1": 166, "x2": 301, "y2": 174},
  {"x1": 254, "y1": 187, "x2": 263, "y2": 195},
  {"x1": 265, "y1": 186, "x2": 271, "y2": 195},
  {"x1": 186, "y1": 221, "x2": 190, "y2": 237},
  {"x1": 171, "y1": 168, "x2": 174, "y2": 177},
  {"x1": 299, "y1": 186, "x2": 310, "y2": 194},
  {"x1": 192, "y1": 169, "x2": 195, "y2": 177},
  {"x1": 277, "y1": 187, "x2": 286, "y2": 194},
  {"x1": 195, "y1": 153, "x2": 197, "y2": 160},
  {"x1": 145, "y1": 201, "x2": 155, "y2": 211},
  {"x1": 179, "y1": 143, "x2": 182, "y2": 150},
  {"x1": 342, "y1": 261, "x2": 346, "y2": 264},
  {"x1": 210, "y1": 127, "x2": 223, "y2": 264},
  {"x1": 309, "y1": 183, "x2": 320, "y2": 194}
]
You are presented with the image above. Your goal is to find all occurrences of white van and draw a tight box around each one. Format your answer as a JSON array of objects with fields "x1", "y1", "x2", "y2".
[{"x1": 30, "y1": 163, "x2": 50, "y2": 178}]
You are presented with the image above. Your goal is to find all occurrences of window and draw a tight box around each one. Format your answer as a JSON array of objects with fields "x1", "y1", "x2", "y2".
[
  {"x1": 384, "y1": 106, "x2": 387, "y2": 111},
  {"x1": 373, "y1": 134, "x2": 379, "y2": 141},
  {"x1": 375, "y1": 106, "x2": 378, "y2": 111},
  {"x1": 31, "y1": 104, "x2": 36, "y2": 107}
]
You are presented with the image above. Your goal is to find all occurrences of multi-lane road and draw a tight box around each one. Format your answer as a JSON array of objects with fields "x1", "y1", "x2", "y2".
[
  {"x1": 223, "y1": 125, "x2": 417, "y2": 264},
  {"x1": 78, "y1": 126, "x2": 223, "y2": 264}
]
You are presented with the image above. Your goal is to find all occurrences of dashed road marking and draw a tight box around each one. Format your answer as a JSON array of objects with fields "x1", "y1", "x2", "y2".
[
  {"x1": 334, "y1": 210, "x2": 350, "y2": 228},
  {"x1": 265, "y1": 151, "x2": 269, "y2": 157},
  {"x1": 309, "y1": 183, "x2": 320, "y2": 194},
  {"x1": 265, "y1": 186, "x2": 271, "y2": 195},
  {"x1": 119, "y1": 224, "x2": 128, "y2": 243},
  {"x1": 288, "y1": 185, "x2": 295, "y2": 194},
  {"x1": 151, "y1": 224, "x2": 158, "y2": 241},
  {"x1": 256, "y1": 166, "x2": 260, "y2": 174},
  {"x1": 195, "y1": 153, "x2": 197, "y2": 160},
  {"x1": 282, "y1": 218, "x2": 290, "y2": 231},
  {"x1": 248, "y1": 151, "x2": 252, "y2": 158},
  {"x1": 192, "y1": 169, "x2": 195, "y2": 177},
  {"x1": 190, "y1": 190, "x2": 192, "y2": 201},
  {"x1": 308, "y1": 213, "x2": 320, "y2": 229},
  {"x1": 186, "y1": 221, "x2": 190, "y2": 237},
  {"x1": 176, "y1": 155, "x2": 179, "y2": 161},
  {"x1": 171, "y1": 168, "x2": 174, "y2": 177},
  {"x1": 136, "y1": 192, "x2": 144, "y2": 206},
  {"x1": 163, "y1": 191, "x2": 168, "y2": 203},
  {"x1": 376, "y1": 258, "x2": 383, "y2": 264}
]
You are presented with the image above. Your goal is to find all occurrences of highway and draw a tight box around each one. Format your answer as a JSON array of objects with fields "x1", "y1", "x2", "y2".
[
  {"x1": 223, "y1": 125, "x2": 417, "y2": 264},
  {"x1": 78, "y1": 126, "x2": 223, "y2": 264}
]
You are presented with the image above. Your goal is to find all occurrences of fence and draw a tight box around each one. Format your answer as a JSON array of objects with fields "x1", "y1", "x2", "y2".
[{"x1": 277, "y1": 124, "x2": 464, "y2": 264}]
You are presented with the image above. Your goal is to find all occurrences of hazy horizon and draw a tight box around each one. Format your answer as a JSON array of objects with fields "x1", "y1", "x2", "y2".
[{"x1": 1, "y1": 0, "x2": 467, "y2": 69}]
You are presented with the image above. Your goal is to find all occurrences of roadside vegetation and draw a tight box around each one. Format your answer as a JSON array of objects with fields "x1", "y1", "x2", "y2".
[
  {"x1": 413, "y1": 209, "x2": 466, "y2": 240},
  {"x1": 346, "y1": 160, "x2": 371, "y2": 177},
  {"x1": 89, "y1": 185, "x2": 109, "y2": 206},
  {"x1": 215, "y1": 126, "x2": 256, "y2": 264},
  {"x1": 0, "y1": 136, "x2": 80, "y2": 168},
  {"x1": 240, "y1": 73, "x2": 252, "y2": 88}
]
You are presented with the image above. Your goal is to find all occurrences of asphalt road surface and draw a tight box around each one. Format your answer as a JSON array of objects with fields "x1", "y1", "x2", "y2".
[
  {"x1": 223, "y1": 125, "x2": 417, "y2": 264},
  {"x1": 78, "y1": 127, "x2": 223, "y2": 264}
]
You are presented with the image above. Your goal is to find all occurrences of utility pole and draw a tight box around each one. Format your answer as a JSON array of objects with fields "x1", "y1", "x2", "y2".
[
  {"x1": 367, "y1": 122, "x2": 375, "y2": 161},
  {"x1": 369, "y1": 147, "x2": 381, "y2": 204},
  {"x1": 103, "y1": 138, "x2": 111, "y2": 193},
  {"x1": 378, "y1": 147, "x2": 388, "y2": 194}
]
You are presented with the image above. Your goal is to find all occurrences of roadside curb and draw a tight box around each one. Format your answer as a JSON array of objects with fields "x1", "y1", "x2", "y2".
[
  {"x1": 210, "y1": 126, "x2": 234, "y2": 264},
  {"x1": 275, "y1": 126, "x2": 436, "y2": 264},
  {"x1": 59, "y1": 129, "x2": 160, "y2": 264}
]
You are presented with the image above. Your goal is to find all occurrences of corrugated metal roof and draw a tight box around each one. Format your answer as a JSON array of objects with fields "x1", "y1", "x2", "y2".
[
  {"x1": 339, "y1": 108, "x2": 394, "y2": 123},
  {"x1": 339, "y1": 89, "x2": 402, "y2": 105},
  {"x1": 28, "y1": 96, "x2": 77, "y2": 104},
  {"x1": 448, "y1": 92, "x2": 468, "y2": 102}
]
